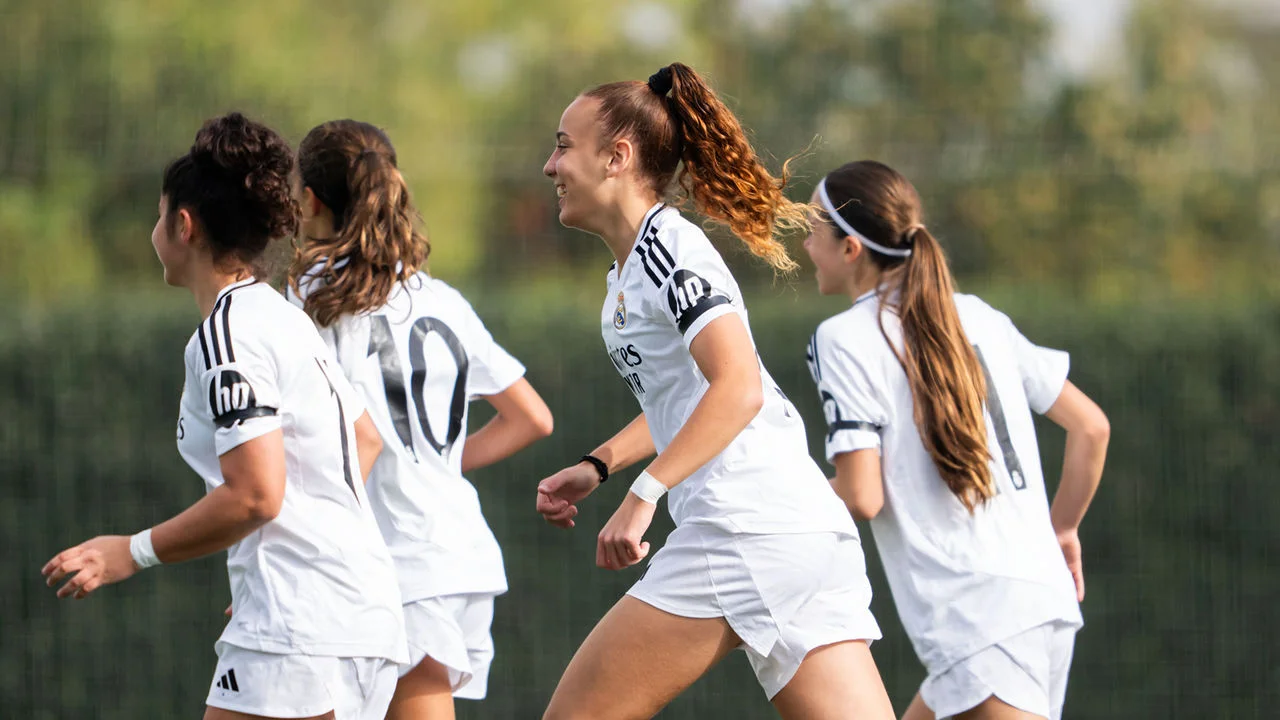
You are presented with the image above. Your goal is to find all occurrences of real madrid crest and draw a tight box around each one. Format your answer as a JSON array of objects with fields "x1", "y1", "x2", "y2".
[{"x1": 613, "y1": 291, "x2": 628, "y2": 330}]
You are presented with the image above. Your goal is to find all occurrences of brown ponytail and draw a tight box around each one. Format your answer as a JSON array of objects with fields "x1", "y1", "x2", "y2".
[
  {"x1": 583, "y1": 63, "x2": 805, "y2": 272},
  {"x1": 822, "y1": 161, "x2": 994, "y2": 512},
  {"x1": 288, "y1": 120, "x2": 429, "y2": 328}
]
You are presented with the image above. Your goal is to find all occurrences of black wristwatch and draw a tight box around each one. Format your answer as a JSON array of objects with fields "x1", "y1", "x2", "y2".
[{"x1": 579, "y1": 454, "x2": 609, "y2": 484}]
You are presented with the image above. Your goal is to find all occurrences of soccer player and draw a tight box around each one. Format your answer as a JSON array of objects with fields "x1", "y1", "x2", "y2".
[
  {"x1": 534, "y1": 64, "x2": 896, "y2": 720},
  {"x1": 802, "y1": 160, "x2": 1110, "y2": 720},
  {"x1": 287, "y1": 119, "x2": 554, "y2": 720},
  {"x1": 42, "y1": 112, "x2": 407, "y2": 719}
]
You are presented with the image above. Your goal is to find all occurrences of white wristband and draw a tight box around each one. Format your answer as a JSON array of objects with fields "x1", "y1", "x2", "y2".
[
  {"x1": 129, "y1": 529, "x2": 161, "y2": 570},
  {"x1": 629, "y1": 470, "x2": 668, "y2": 505}
]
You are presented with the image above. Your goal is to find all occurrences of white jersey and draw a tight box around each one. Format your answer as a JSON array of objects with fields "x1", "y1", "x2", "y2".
[
  {"x1": 602, "y1": 203, "x2": 854, "y2": 536},
  {"x1": 176, "y1": 278, "x2": 406, "y2": 662},
  {"x1": 807, "y1": 291, "x2": 1082, "y2": 673},
  {"x1": 290, "y1": 272, "x2": 525, "y2": 601}
]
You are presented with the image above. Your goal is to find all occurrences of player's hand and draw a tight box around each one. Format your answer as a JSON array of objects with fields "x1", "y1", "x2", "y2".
[
  {"x1": 42, "y1": 535, "x2": 138, "y2": 600},
  {"x1": 224, "y1": 603, "x2": 233, "y2": 618},
  {"x1": 1057, "y1": 528, "x2": 1085, "y2": 601},
  {"x1": 596, "y1": 492, "x2": 655, "y2": 570},
  {"x1": 536, "y1": 462, "x2": 602, "y2": 529}
]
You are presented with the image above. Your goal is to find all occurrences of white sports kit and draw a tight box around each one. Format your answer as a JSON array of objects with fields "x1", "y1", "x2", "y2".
[
  {"x1": 177, "y1": 278, "x2": 406, "y2": 718},
  {"x1": 808, "y1": 290, "x2": 1083, "y2": 719},
  {"x1": 603, "y1": 204, "x2": 881, "y2": 698},
  {"x1": 291, "y1": 271, "x2": 525, "y2": 697}
]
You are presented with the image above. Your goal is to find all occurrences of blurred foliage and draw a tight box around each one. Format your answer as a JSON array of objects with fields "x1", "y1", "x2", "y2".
[{"x1": 1, "y1": 0, "x2": 1277, "y2": 303}]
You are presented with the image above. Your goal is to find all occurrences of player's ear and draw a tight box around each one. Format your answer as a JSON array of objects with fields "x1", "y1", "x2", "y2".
[
  {"x1": 176, "y1": 208, "x2": 196, "y2": 247},
  {"x1": 842, "y1": 235, "x2": 863, "y2": 265},
  {"x1": 300, "y1": 186, "x2": 324, "y2": 220},
  {"x1": 606, "y1": 137, "x2": 634, "y2": 178}
]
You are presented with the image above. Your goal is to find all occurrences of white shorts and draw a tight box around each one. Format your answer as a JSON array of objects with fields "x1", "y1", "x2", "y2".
[
  {"x1": 921, "y1": 621, "x2": 1077, "y2": 719},
  {"x1": 206, "y1": 643, "x2": 398, "y2": 719},
  {"x1": 626, "y1": 525, "x2": 881, "y2": 699},
  {"x1": 401, "y1": 593, "x2": 498, "y2": 700}
]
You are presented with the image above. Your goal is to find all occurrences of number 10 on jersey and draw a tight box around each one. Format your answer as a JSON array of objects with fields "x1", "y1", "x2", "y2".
[{"x1": 367, "y1": 315, "x2": 470, "y2": 461}]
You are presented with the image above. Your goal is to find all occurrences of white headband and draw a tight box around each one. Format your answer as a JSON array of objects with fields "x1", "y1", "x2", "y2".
[{"x1": 816, "y1": 177, "x2": 912, "y2": 258}]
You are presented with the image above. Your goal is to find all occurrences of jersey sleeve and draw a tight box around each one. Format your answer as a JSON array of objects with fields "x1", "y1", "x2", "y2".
[
  {"x1": 284, "y1": 284, "x2": 306, "y2": 310},
  {"x1": 288, "y1": 259, "x2": 332, "y2": 304},
  {"x1": 650, "y1": 233, "x2": 739, "y2": 347},
  {"x1": 192, "y1": 320, "x2": 283, "y2": 456},
  {"x1": 459, "y1": 301, "x2": 526, "y2": 398},
  {"x1": 1007, "y1": 320, "x2": 1070, "y2": 414},
  {"x1": 807, "y1": 324, "x2": 889, "y2": 463}
]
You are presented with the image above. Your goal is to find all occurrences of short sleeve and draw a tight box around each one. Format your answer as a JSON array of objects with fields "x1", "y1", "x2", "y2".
[
  {"x1": 195, "y1": 331, "x2": 283, "y2": 456},
  {"x1": 284, "y1": 284, "x2": 306, "y2": 310},
  {"x1": 1008, "y1": 322, "x2": 1070, "y2": 414},
  {"x1": 289, "y1": 258, "x2": 336, "y2": 304},
  {"x1": 807, "y1": 326, "x2": 889, "y2": 463},
  {"x1": 651, "y1": 241, "x2": 738, "y2": 347},
  {"x1": 459, "y1": 301, "x2": 526, "y2": 398}
]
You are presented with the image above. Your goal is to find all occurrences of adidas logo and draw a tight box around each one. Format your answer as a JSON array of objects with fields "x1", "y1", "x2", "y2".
[{"x1": 216, "y1": 668, "x2": 240, "y2": 692}]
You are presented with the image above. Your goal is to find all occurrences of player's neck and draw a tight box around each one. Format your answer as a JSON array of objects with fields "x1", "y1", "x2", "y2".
[
  {"x1": 599, "y1": 194, "x2": 663, "y2": 270},
  {"x1": 847, "y1": 265, "x2": 881, "y2": 303},
  {"x1": 191, "y1": 267, "x2": 253, "y2": 318}
]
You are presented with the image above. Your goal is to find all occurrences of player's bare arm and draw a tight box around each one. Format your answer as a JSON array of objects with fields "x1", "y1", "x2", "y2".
[
  {"x1": 462, "y1": 377, "x2": 554, "y2": 474},
  {"x1": 44, "y1": 430, "x2": 285, "y2": 599},
  {"x1": 537, "y1": 414, "x2": 654, "y2": 529}
]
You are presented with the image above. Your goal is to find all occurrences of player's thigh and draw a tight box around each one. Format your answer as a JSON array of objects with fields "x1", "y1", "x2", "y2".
[
  {"x1": 902, "y1": 693, "x2": 1047, "y2": 720},
  {"x1": 955, "y1": 696, "x2": 1047, "y2": 720},
  {"x1": 204, "y1": 708, "x2": 334, "y2": 720},
  {"x1": 543, "y1": 595, "x2": 741, "y2": 720},
  {"x1": 387, "y1": 654, "x2": 455, "y2": 720},
  {"x1": 769, "y1": 640, "x2": 895, "y2": 720},
  {"x1": 396, "y1": 651, "x2": 454, "y2": 694},
  {"x1": 902, "y1": 692, "x2": 937, "y2": 720}
]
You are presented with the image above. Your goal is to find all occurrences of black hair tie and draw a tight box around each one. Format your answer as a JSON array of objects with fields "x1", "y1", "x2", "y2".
[{"x1": 648, "y1": 66, "x2": 674, "y2": 96}]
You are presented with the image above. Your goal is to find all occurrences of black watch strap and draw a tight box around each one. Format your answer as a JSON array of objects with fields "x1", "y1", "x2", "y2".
[{"x1": 579, "y1": 454, "x2": 609, "y2": 484}]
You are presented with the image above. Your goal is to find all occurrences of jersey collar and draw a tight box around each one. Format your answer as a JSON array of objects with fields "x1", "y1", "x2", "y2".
[
  {"x1": 853, "y1": 286, "x2": 904, "y2": 312},
  {"x1": 616, "y1": 202, "x2": 669, "y2": 278},
  {"x1": 214, "y1": 277, "x2": 257, "y2": 305},
  {"x1": 634, "y1": 202, "x2": 668, "y2": 247}
]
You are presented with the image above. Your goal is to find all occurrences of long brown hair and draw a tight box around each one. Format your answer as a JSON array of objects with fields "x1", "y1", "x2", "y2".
[
  {"x1": 822, "y1": 161, "x2": 994, "y2": 512},
  {"x1": 288, "y1": 120, "x2": 429, "y2": 327},
  {"x1": 583, "y1": 63, "x2": 806, "y2": 272}
]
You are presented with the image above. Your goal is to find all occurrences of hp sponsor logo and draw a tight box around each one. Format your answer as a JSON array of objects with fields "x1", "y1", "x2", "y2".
[{"x1": 208, "y1": 369, "x2": 258, "y2": 427}]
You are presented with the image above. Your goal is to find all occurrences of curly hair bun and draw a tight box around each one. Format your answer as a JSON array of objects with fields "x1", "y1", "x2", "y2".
[{"x1": 190, "y1": 112, "x2": 299, "y2": 243}]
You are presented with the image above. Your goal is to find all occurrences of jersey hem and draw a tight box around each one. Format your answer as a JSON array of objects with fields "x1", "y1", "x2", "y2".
[
  {"x1": 1031, "y1": 354, "x2": 1071, "y2": 414},
  {"x1": 826, "y1": 431, "x2": 881, "y2": 462},
  {"x1": 213, "y1": 416, "x2": 282, "y2": 456},
  {"x1": 399, "y1": 581, "x2": 509, "y2": 605},
  {"x1": 917, "y1": 608, "x2": 1083, "y2": 675},
  {"x1": 680, "y1": 305, "x2": 740, "y2": 349},
  {"x1": 215, "y1": 636, "x2": 409, "y2": 664},
  {"x1": 470, "y1": 365, "x2": 527, "y2": 400},
  {"x1": 674, "y1": 517, "x2": 859, "y2": 538}
]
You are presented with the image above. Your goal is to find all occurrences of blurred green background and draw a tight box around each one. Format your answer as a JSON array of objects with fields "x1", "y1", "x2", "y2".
[{"x1": 3, "y1": 0, "x2": 1278, "y2": 717}]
